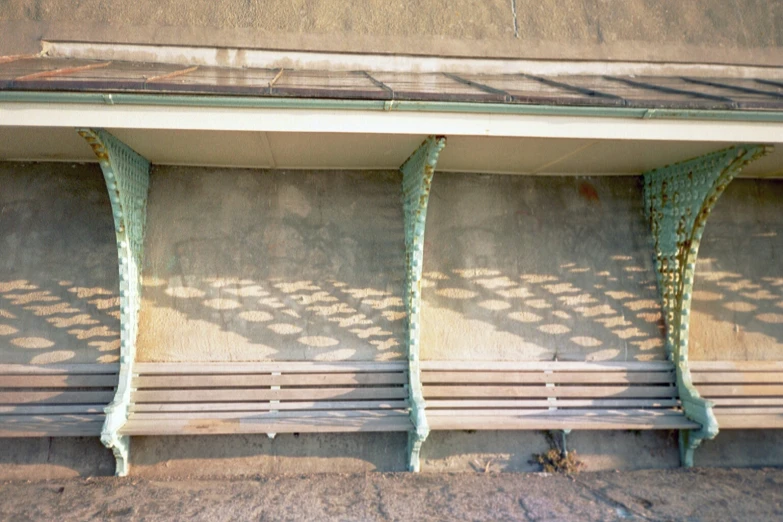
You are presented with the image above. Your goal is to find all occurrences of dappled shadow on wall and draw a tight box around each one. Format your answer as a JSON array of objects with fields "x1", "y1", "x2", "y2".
[
  {"x1": 137, "y1": 276, "x2": 406, "y2": 362},
  {"x1": 0, "y1": 278, "x2": 120, "y2": 364},
  {"x1": 420, "y1": 254, "x2": 667, "y2": 362}
]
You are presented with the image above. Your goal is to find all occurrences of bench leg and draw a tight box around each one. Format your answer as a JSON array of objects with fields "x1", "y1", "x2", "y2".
[
  {"x1": 104, "y1": 434, "x2": 131, "y2": 477},
  {"x1": 679, "y1": 430, "x2": 703, "y2": 468},
  {"x1": 408, "y1": 429, "x2": 429, "y2": 473}
]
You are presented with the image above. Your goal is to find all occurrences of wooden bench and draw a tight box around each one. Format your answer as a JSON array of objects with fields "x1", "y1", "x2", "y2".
[
  {"x1": 691, "y1": 361, "x2": 783, "y2": 429},
  {"x1": 119, "y1": 361, "x2": 413, "y2": 436},
  {"x1": 0, "y1": 364, "x2": 118, "y2": 437},
  {"x1": 421, "y1": 360, "x2": 699, "y2": 432}
]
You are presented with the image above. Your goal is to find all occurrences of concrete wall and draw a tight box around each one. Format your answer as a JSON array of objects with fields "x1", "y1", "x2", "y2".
[
  {"x1": 2, "y1": 162, "x2": 782, "y2": 478},
  {"x1": 0, "y1": 162, "x2": 119, "y2": 365}
]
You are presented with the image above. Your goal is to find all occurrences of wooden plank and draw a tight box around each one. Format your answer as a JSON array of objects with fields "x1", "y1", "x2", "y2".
[
  {"x1": 426, "y1": 399, "x2": 680, "y2": 409},
  {"x1": 696, "y1": 385, "x2": 783, "y2": 397},
  {"x1": 134, "y1": 372, "x2": 406, "y2": 388},
  {"x1": 714, "y1": 414, "x2": 783, "y2": 429},
  {"x1": 133, "y1": 387, "x2": 407, "y2": 403},
  {"x1": 135, "y1": 361, "x2": 406, "y2": 374},
  {"x1": 130, "y1": 409, "x2": 409, "y2": 420},
  {"x1": 423, "y1": 385, "x2": 676, "y2": 399},
  {"x1": 711, "y1": 407, "x2": 783, "y2": 415},
  {"x1": 0, "y1": 421, "x2": 104, "y2": 437},
  {"x1": 422, "y1": 371, "x2": 673, "y2": 385},
  {"x1": 420, "y1": 361, "x2": 673, "y2": 372},
  {"x1": 0, "y1": 391, "x2": 115, "y2": 405},
  {"x1": 121, "y1": 416, "x2": 412, "y2": 435},
  {"x1": 428, "y1": 414, "x2": 697, "y2": 431},
  {"x1": 426, "y1": 408, "x2": 684, "y2": 417},
  {"x1": 711, "y1": 398, "x2": 783, "y2": 406},
  {"x1": 0, "y1": 405, "x2": 106, "y2": 414},
  {"x1": 692, "y1": 372, "x2": 783, "y2": 384},
  {"x1": 0, "y1": 375, "x2": 118, "y2": 388},
  {"x1": 690, "y1": 361, "x2": 783, "y2": 372},
  {"x1": 0, "y1": 364, "x2": 119, "y2": 375},
  {"x1": 131, "y1": 400, "x2": 409, "y2": 412}
]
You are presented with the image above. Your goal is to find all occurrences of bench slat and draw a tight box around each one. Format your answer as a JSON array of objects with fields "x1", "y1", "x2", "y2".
[
  {"x1": 713, "y1": 414, "x2": 783, "y2": 429},
  {"x1": 423, "y1": 385, "x2": 677, "y2": 399},
  {"x1": 135, "y1": 361, "x2": 406, "y2": 374},
  {"x1": 0, "y1": 391, "x2": 116, "y2": 404},
  {"x1": 690, "y1": 361, "x2": 783, "y2": 372},
  {"x1": 696, "y1": 385, "x2": 783, "y2": 397},
  {"x1": 122, "y1": 415, "x2": 413, "y2": 435},
  {"x1": 428, "y1": 414, "x2": 698, "y2": 431},
  {"x1": 0, "y1": 364, "x2": 119, "y2": 375},
  {"x1": 0, "y1": 413, "x2": 105, "y2": 438},
  {"x1": 134, "y1": 373, "x2": 406, "y2": 388},
  {"x1": 133, "y1": 387, "x2": 407, "y2": 403},
  {"x1": 420, "y1": 361, "x2": 672, "y2": 372},
  {"x1": 426, "y1": 399, "x2": 680, "y2": 409},
  {"x1": 711, "y1": 398, "x2": 783, "y2": 406},
  {"x1": 692, "y1": 372, "x2": 783, "y2": 384},
  {"x1": 426, "y1": 408, "x2": 684, "y2": 417},
  {"x1": 129, "y1": 410, "x2": 409, "y2": 420},
  {"x1": 422, "y1": 371, "x2": 673, "y2": 384},
  {"x1": 131, "y1": 400, "x2": 409, "y2": 412},
  {"x1": 0, "y1": 375, "x2": 118, "y2": 388},
  {"x1": 0, "y1": 405, "x2": 106, "y2": 414}
]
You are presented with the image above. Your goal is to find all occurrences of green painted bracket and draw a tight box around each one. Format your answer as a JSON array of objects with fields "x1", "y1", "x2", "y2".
[
  {"x1": 401, "y1": 136, "x2": 446, "y2": 472},
  {"x1": 78, "y1": 128, "x2": 150, "y2": 477},
  {"x1": 643, "y1": 144, "x2": 771, "y2": 467}
]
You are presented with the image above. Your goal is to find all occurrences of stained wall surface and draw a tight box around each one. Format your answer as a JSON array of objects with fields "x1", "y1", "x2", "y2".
[{"x1": 2, "y1": 162, "x2": 782, "y2": 478}]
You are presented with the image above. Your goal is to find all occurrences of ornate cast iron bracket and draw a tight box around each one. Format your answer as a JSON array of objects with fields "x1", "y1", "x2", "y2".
[
  {"x1": 643, "y1": 144, "x2": 771, "y2": 467},
  {"x1": 401, "y1": 136, "x2": 446, "y2": 472},
  {"x1": 78, "y1": 129, "x2": 150, "y2": 477}
]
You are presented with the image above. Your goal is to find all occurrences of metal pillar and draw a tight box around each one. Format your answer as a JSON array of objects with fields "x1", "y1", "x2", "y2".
[
  {"x1": 401, "y1": 136, "x2": 446, "y2": 472},
  {"x1": 78, "y1": 128, "x2": 150, "y2": 477},
  {"x1": 643, "y1": 144, "x2": 771, "y2": 467}
]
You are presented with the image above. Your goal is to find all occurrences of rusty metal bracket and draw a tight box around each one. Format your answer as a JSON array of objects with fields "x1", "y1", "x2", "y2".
[
  {"x1": 643, "y1": 144, "x2": 771, "y2": 467},
  {"x1": 401, "y1": 135, "x2": 446, "y2": 472},
  {"x1": 78, "y1": 128, "x2": 150, "y2": 477}
]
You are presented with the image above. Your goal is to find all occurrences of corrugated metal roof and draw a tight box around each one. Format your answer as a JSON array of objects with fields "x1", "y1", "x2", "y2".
[{"x1": 2, "y1": 56, "x2": 783, "y2": 111}]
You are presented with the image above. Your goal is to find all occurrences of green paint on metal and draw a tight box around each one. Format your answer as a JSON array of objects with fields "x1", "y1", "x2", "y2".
[
  {"x1": 401, "y1": 135, "x2": 446, "y2": 472},
  {"x1": 78, "y1": 128, "x2": 150, "y2": 477},
  {"x1": 643, "y1": 144, "x2": 772, "y2": 467},
  {"x1": 3, "y1": 91, "x2": 783, "y2": 122}
]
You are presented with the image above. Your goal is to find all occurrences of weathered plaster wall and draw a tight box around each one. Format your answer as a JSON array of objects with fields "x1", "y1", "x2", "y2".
[
  {"x1": 137, "y1": 167, "x2": 406, "y2": 362},
  {"x1": 0, "y1": 162, "x2": 119, "y2": 365},
  {"x1": 421, "y1": 174, "x2": 665, "y2": 362},
  {"x1": 691, "y1": 179, "x2": 783, "y2": 361},
  {"x1": 2, "y1": 162, "x2": 782, "y2": 478}
]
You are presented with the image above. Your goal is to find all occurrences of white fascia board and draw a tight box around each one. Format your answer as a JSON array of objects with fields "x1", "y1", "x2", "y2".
[{"x1": 1, "y1": 102, "x2": 782, "y2": 143}]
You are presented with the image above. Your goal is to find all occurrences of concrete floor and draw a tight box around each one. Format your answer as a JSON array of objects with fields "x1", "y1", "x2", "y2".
[
  {"x1": 2, "y1": 1, "x2": 783, "y2": 65},
  {"x1": 2, "y1": 468, "x2": 783, "y2": 521}
]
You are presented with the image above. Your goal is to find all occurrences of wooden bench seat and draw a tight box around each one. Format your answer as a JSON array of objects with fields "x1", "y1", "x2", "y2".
[
  {"x1": 691, "y1": 361, "x2": 783, "y2": 429},
  {"x1": 421, "y1": 360, "x2": 698, "y2": 431},
  {"x1": 120, "y1": 361, "x2": 413, "y2": 436},
  {"x1": 0, "y1": 364, "x2": 118, "y2": 437}
]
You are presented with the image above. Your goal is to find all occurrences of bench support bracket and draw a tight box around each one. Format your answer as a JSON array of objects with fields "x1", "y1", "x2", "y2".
[
  {"x1": 401, "y1": 136, "x2": 446, "y2": 472},
  {"x1": 79, "y1": 129, "x2": 150, "y2": 477},
  {"x1": 643, "y1": 144, "x2": 770, "y2": 467}
]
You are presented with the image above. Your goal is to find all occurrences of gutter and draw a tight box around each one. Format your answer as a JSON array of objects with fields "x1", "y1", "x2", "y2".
[{"x1": 1, "y1": 91, "x2": 783, "y2": 123}]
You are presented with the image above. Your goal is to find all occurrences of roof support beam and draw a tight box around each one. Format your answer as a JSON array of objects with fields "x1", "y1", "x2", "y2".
[
  {"x1": 643, "y1": 144, "x2": 772, "y2": 467},
  {"x1": 401, "y1": 135, "x2": 446, "y2": 472},
  {"x1": 78, "y1": 128, "x2": 151, "y2": 477}
]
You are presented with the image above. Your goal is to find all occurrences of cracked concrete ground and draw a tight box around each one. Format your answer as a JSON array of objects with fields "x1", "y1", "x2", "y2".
[{"x1": 2, "y1": 468, "x2": 782, "y2": 521}]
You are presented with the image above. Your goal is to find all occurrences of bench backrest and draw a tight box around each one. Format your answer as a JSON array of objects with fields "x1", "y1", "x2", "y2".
[
  {"x1": 690, "y1": 361, "x2": 783, "y2": 410},
  {"x1": 130, "y1": 361, "x2": 410, "y2": 414},
  {"x1": 0, "y1": 364, "x2": 118, "y2": 436},
  {"x1": 420, "y1": 360, "x2": 680, "y2": 411}
]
